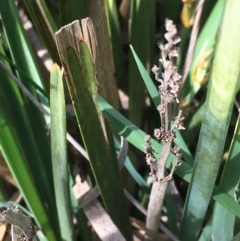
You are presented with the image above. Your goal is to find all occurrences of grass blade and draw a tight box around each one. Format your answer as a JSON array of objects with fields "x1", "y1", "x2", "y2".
[
  {"x1": 50, "y1": 64, "x2": 73, "y2": 240},
  {"x1": 59, "y1": 0, "x2": 85, "y2": 26},
  {"x1": 211, "y1": 114, "x2": 240, "y2": 240},
  {"x1": 130, "y1": 45, "x2": 159, "y2": 107},
  {"x1": 199, "y1": 216, "x2": 212, "y2": 241},
  {"x1": 55, "y1": 19, "x2": 132, "y2": 240},
  {"x1": 0, "y1": 1, "x2": 61, "y2": 234},
  {"x1": 179, "y1": 1, "x2": 240, "y2": 239},
  {"x1": 0, "y1": 47, "x2": 57, "y2": 241},
  {"x1": 22, "y1": 0, "x2": 59, "y2": 62},
  {"x1": 231, "y1": 231, "x2": 240, "y2": 241},
  {"x1": 105, "y1": 0, "x2": 127, "y2": 85},
  {"x1": 129, "y1": 0, "x2": 155, "y2": 127}
]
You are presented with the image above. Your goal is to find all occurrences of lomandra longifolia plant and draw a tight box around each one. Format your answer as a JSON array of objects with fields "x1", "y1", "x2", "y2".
[{"x1": 144, "y1": 19, "x2": 184, "y2": 241}]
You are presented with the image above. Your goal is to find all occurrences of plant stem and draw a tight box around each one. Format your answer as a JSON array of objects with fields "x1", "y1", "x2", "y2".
[
  {"x1": 144, "y1": 19, "x2": 183, "y2": 241},
  {"x1": 145, "y1": 142, "x2": 172, "y2": 240}
]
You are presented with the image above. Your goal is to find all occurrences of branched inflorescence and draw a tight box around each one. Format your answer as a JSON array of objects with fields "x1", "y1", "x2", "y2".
[{"x1": 145, "y1": 19, "x2": 184, "y2": 183}]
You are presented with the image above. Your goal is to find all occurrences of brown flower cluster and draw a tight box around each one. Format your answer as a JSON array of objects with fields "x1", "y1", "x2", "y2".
[
  {"x1": 152, "y1": 19, "x2": 182, "y2": 104},
  {"x1": 144, "y1": 135, "x2": 158, "y2": 182},
  {"x1": 145, "y1": 19, "x2": 184, "y2": 183}
]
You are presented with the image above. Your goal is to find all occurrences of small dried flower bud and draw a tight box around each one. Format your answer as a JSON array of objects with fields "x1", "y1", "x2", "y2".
[
  {"x1": 163, "y1": 130, "x2": 175, "y2": 142},
  {"x1": 165, "y1": 92, "x2": 175, "y2": 103},
  {"x1": 157, "y1": 104, "x2": 165, "y2": 114},
  {"x1": 154, "y1": 127, "x2": 166, "y2": 140},
  {"x1": 159, "y1": 43, "x2": 165, "y2": 51},
  {"x1": 165, "y1": 19, "x2": 174, "y2": 31},
  {"x1": 164, "y1": 19, "x2": 180, "y2": 46},
  {"x1": 152, "y1": 65, "x2": 159, "y2": 76},
  {"x1": 172, "y1": 145, "x2": 180, "y2": 154},
  {"x1": 145, "y1": 135, "x2": 158, "y2": 182},
  {"x1": 146, "y1": 153, "x2": 152, "y2": 160},
  {"x1": 144, "y1": 143, "x2": 152, "y2": 153},
  {"x1": 144, "y1": 138, "x2": 152, "y2": 154},
  {"x1": 146, "y1": 154, "x2": 156, "y2": 166},
  {"x1": 172, "y1": 159, "x2": 182, "y2": 168},
  {"x1": 145, "y1": 135, "x2": 151, "y2": 143},
  {"x1": 169, "y1": 80, "x2": 180, "y2": 94},
  {"x1": 176, "y1": 152, "x2": 182, "y2": 159},
  {"x1": 154, "y1": 128, "x2": 161, "y2": 139},
  {"x1": 174, "y1": 110, "x2": 185, "y2": 130},
  {"x1": 172, "y1": 73, "x2": 182, "y2": 83},
  {"x1": 169, "y1": 48, "x2": 179, "y2": 58},
  {"x1": 145, "y1": 135, "x2": 157, "y2": 163},
  {"x1": 158, "y1": 85, "x2": 164, "y2": 95},
  {"x1": 172, "y1": 145, "x2": 182, "y2": 158},
  {"x1": 172, "y1": 36, "x2": 181, "y2": 45}
]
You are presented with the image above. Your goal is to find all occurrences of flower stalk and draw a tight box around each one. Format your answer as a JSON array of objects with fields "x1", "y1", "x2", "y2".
[{"x1": 144, "y1": 19, "x2": 184, "y2": 240}]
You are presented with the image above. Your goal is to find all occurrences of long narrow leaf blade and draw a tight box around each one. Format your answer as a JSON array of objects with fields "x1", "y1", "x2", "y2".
[
  {"x1": 105, "y1": 0, "x2": 127, "y2": 85},
  {"x1": 0, "y1": 2, "x2": 59, "y2": 228},
  {"x1": 129, "y1": 0, "x2": 155, "y2": 127},
  {"x1": 130, "y1": 45, "x2": 159, "y2": 106},
  {"x1": 22, "y1": 0, "x2": 59, "y2": 62},
  {"x1": 50, "y1": 64, "x2": 73, "y2": 240},
  {"x1": 179, "y1": 1, "x2": 240, "y2": 239},
  {"x1": 212, "y1": 114, "x2": 240, "y2": 240},
  {"x1": 55, "y1": 19, "x2": 132, "y2": 240},
  {"x1": 0, "y1": 48, "x2": 57, "y2": 241}
]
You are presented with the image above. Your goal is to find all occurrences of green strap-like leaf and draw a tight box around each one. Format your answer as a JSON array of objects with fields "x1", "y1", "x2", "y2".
[
  {"x1": 0, "y1": 45, "x2": 57, "y2": 241},
  {"x1": 55, "y1": 19, "x2": 132, "y2": 240},
  {"x1": 129, "y1": 0, "x2": 155, "y2": 127},
  {"x1": 211, "y1": 113, "x2": 240, "y2": 240},
  {"x1": 22, "y1": 0, "x2": 59, "y2": 62},
  {"x1": 59, "y1": 0, "x2": 85, "y2": 26},
  {"x1": 179, "y1": 0, "x2": 240, "y2": 239},
  {"x1": 50, "y1": 64, "x2": 73, "y2": 241}
]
